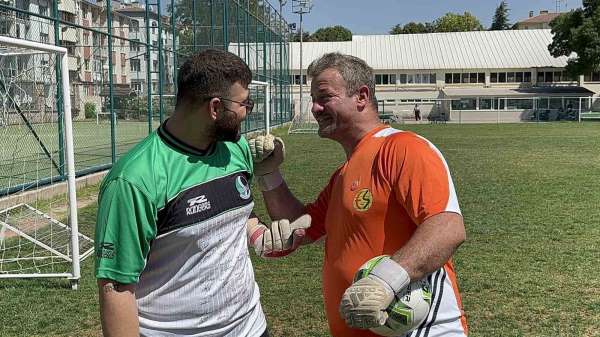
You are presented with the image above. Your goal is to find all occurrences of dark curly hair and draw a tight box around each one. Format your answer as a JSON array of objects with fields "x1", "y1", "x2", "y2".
[{"x1": 176, "y1": 49, "x2": 252, "y2": 107}]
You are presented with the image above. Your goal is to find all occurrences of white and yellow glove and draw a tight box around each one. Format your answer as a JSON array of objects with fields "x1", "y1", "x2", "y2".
[
  {"x1": 339, "y1": 256, "x2": 411, "y2": 329},
  {"x1": 247, "y1": 214, "x2": 311, "y2": 258},
  {"x1": 248, "y1": 134, "x2": 285, "y2": 191}
]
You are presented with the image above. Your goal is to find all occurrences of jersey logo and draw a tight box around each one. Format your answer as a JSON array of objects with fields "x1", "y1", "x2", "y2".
[
  {"x1": 353, "y1": 188, "x2": 373, "y2": 212},
  {"x1": 236, "y1": 175, "x2": 251, "y2": 200},
  {"x1": 186, "y1": 195, "x2": 211, "y2": 215}
]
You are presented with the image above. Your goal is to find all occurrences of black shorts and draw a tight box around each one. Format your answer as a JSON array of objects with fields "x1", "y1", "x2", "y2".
[{"x1": 260, "y1": 328, "x2": 270, "y2": 337}]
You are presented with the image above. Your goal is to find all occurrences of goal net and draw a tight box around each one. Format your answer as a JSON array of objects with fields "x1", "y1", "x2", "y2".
[
  {"x1": 0, "y1": 36, "x2": 93, "y2": 289},
  {"x1": 244, "y1": 80, "x2": 271, "y2": 134},
  {"x1": 288, "y1": 96, "x2": 315, "y2": 134}
]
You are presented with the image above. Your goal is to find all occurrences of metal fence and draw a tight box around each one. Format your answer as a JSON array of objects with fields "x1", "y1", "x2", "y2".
[
  {"x1": 377, "y1": 96, "x2": 600, "y2": 124},
  {"x1": 0, "y1": 0, "x2": 292, "y2": 196}
]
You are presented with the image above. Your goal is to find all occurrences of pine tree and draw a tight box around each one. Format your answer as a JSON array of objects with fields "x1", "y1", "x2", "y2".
[{"x1": 490, "y1": 1, "x2": 510, "y2": 30}]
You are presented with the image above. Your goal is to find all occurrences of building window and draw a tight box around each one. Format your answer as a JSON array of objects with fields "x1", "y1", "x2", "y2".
[
  {"x1": 479, "y1": 98, "x2": 493, "y2": 110},
  {"x1": 490, "y1": 73, "x2": 498, "y2": 83},
  {"x1": 153, "y1": 60, "x2": 158, "y2": 71},
  {"x1": 452, "y1": 73, "x2": 461, "y2": 83},
  {"x1": 451, "y1": 98, "x2": 476, "y2": 110},
  {"x1": 592, "y1": 71, "x2": 600, "y2": 82},
  {"x1": 524, "y1": 72, "x2": 532, "y2": 82},
  {"x1": 130, "y1": 59, "x2": 141, "y2": 72},
  {"x1": 537, "y1": 72, "x2": 545, "y2": 83},
  {"x1": 545, "y1": 72, "x2": 554, "y2": 83},
  {"x1": 84, "y1": 59, "x2": 90, "y2": 71},
  {"x1": 131, "y1": 20, "x2": 139, "y2": 32},
  {"x1": 152, "y1": 22, "x2": 157, "y2": 34},
  {"x1": 39, "y1": 32, "x2": 49, "y2": 44},
  {"x1": 38, "y1": 5, "x2": 48, "y2": 16},
  {"x1": 507, "y1": 72, "x2": 515, "y2": 83},
  {"x1": 130, "y1": 39, "x2": 140, "y2": 52},
  {"x1": 293, "y1": 75, "x2": 306, "y2": 85},
  {"x1": 132, "y1": 81, "x2": 142, "y2": 93}
]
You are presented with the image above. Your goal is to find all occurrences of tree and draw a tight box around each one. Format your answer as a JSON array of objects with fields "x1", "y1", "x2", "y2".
[
  {"x1": 549, "y1": 0, "x2": 600, "y2": 77},
  {"x1": 434, "y1": 12, "x2": 484, "y2": 32},
  {"x1": 390, "y1": 24, "x2": 403, "y2": 34},
  {"x1": 310, "y1": 25, "x2": 352, "y2": 42},
  {"x1": 490, "y1": 1, "x2": 511, "y2": 30},
  {"x1": 390, "y1": 22, "x2": 434, "y2": 34},
  {"x1": 291, "y1": 31, "x2": 311, "y2": 42}
]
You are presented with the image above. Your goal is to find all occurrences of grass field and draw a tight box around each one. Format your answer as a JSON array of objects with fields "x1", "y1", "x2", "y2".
[{"x1": 0, "y1": 122, "x2": 599, "y2": 337}]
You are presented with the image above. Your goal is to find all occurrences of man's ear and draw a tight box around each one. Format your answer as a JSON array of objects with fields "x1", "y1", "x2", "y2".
[
  {"x1": 208, "y1": 97, "x2": 221, "y2": 120},
  {"x1": 356, "y1": 85, "x2": 370, "y2": 110}
]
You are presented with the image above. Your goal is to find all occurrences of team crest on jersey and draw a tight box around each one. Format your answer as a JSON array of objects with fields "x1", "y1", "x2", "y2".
[
  {"x1": 236, "y1": 175, "x2": 251, "y2": 200},
  {"x1": 353, "y1": 188, "x2": 373, "y2": 212}
]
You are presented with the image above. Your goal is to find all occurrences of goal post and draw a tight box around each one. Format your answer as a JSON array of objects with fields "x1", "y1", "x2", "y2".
[
  {"x1": 247, "y1": 80, "x2": 271, "y2": 134},
  {"x1": 0, "y1": 36, "x2": 91, "y2": 289}
]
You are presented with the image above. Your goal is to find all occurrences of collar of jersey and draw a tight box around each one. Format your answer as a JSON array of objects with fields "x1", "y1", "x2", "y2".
[
  {"x1": 355, "y1": 125, "x2": 390, "y2": 151},
  {"x1": 158, "y1": 120, "x2": 216, "y2": 156}
]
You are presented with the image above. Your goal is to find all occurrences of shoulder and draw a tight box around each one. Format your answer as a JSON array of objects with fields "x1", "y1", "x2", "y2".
[
  {"x1": 375, "y1": 128, "x2": 431, "y2": 151},
  {"x1": 101, "y1": 133, "x2": 160, "y2": 194}
]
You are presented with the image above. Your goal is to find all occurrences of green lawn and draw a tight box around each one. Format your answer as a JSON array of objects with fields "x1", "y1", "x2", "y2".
[{"x1": 1, "y1": 122, "x2": 599, "y2": 336}]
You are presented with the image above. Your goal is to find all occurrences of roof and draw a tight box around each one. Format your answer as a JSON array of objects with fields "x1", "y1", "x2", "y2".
[
  {"x1": 289, "y1": 29, "x2": 569, "y2": 71},
  {"x1": 442, "y1": 86, "x2": 594, "y2": 97},
  {"x1": 518, "y1": 13, "x2": 561, "y2": 24}
]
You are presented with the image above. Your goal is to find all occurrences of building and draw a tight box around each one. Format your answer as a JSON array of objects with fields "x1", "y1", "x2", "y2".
[
  {"x1": 289, "y1": 29, "x2": 600, "y2": 123},
  {"x1": 115, "y1": 4, "x2": 176, "y2": 98},
  {"x1": 516, "y1": 10, "x2": 561, "y2": 30}
]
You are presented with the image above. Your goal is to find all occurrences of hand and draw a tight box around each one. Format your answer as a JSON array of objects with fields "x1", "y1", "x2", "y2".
[
  {"x1": 247, "y1": 214, "x2": 311, "y2": 258},
  {"x1": 248, "y1": 134, "x2": 285, "y2": 176},
  {"x1": 339, "y1": 276, "x2": 395, "y2": 329}
]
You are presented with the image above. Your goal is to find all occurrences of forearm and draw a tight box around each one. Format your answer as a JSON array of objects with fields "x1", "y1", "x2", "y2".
[
  {"x1": 261, "y1": 180, "x2": 306, "y2": 221},
  {"x1": 390, "y1": 212, "x2": 466, "y2": 281},
  {"x1": 98, "y1": 279, "x2": 139, "y2": 337}
]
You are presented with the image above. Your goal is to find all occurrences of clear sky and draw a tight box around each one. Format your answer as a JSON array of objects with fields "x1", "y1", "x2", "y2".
[{"x1": 279, "y1": 0, "x2": 583, "y2": 35}]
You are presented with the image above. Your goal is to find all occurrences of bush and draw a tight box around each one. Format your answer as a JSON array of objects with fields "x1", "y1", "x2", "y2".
[{"x1": 84, "y1": 102, "x2": 97, "y2": 119}]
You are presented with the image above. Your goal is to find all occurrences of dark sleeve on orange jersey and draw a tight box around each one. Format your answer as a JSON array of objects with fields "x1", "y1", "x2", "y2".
[
  {"x1": 304, "y1": 168, "x2": 341, "y2": 241},
  {"x1": 381, "y1": 133, "x2": 461, "y2": 225}
]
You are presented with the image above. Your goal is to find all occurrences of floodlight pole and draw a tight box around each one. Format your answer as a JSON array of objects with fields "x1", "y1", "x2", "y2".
[{"x1": 292, "y1": 0, "x2": 312, "y2": 119}]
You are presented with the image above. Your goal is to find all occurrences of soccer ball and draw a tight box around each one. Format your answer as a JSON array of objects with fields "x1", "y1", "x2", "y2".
[{"x1": 353, "y1": 256, "x2": 432, "y2": 336}]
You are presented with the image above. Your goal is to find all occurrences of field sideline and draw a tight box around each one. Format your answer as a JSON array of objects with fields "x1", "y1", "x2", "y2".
[{"x1": 0, "y1": 123, "x2": 599, "y2": 337}]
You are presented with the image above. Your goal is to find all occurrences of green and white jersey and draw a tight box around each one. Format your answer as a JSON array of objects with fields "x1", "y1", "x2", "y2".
[{"x1": 95, "y1": 122, "x2": 266, "y2": 337}]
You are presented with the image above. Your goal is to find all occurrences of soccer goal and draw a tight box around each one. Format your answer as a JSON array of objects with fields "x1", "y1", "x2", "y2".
[
  {"x1": 0, "y1": 36, "x2": 93, "y2": 289},
  {"x1": 246, "y1": 80, "x2": 272, "y2": 134},
  {"x1": 288, "y1": 96, "x2": 315, "y2": 134}
]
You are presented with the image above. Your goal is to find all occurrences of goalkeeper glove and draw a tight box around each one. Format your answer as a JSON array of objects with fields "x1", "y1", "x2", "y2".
[
  {"x1": 247, "y1": 214, "x2": 311, "y2": 258},
  {"x1": 339, "y1": 256, "x2": 410, "y2": 329},
  {"x1": 248, "y1": 135, "x2": 285, "y2": 191}
]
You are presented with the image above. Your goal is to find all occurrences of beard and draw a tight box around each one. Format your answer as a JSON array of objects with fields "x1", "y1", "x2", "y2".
[{"x1": 214, "y1": 108, "x2": 242, "y2": 142}]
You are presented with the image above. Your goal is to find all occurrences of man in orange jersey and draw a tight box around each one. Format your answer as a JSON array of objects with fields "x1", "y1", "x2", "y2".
[{"x1": 248, "y1": 53, "x2": 468, "y2": 337}]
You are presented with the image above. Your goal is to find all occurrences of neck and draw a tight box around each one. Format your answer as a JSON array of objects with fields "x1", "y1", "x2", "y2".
[
  {"x1": 339, "y1": 117, "x2": 384, "y2": 159},
  {"x1": 166, "y1": 108, "x2": 214, "y2": 151}
]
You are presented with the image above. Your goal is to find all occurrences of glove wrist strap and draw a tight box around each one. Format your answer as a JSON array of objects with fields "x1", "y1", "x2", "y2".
[
  {"x1": 257, "y1": 169, "x2": 284, "y2": 191},
  {"x1": 369, "y1": 256, "x2": 410, "y2": 294}
]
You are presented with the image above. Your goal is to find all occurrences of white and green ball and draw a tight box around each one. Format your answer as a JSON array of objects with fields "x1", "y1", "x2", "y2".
[{"x1": 354, "y1": 256, "x2": 432, "y2": 337}]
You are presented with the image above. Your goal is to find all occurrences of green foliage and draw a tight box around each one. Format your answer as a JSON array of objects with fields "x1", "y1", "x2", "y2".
[
  {"x1": 390, "y1": 22, "x2": 432, "y2": 34},
  {"x1": 490, "y1": 1, "x2": 511, "y2": 30},
  {"x1": 434, "y1": 12, "x2": 484, "y2": 32},
  {"x1": 310, "y1": 25, "x2": 352, "y2": 42},
  {"x1": 291, "y1": 31, "x2": 311, "y2": 42},
  {"x1": 549, "y1": 0, "x2": 600, "y2": 77},
  {"x1": 84, "y1": 102, "x2": 96, "y2": 119},
  {"x1": 390, "y1": 12, "x2": 482, "y2": 35}
]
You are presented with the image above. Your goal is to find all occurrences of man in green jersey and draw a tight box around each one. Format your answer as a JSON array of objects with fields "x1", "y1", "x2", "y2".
[{"x1": 95, "y1": 49, "x2": 310, "y2": 337}]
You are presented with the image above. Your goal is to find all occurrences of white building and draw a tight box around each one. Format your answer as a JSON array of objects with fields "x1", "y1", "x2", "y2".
[{"x1": 290, "y1": 29, "x2": 600, "y2": 122}]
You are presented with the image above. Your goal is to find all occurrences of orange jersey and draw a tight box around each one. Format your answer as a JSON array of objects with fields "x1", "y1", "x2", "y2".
[{"x1": 306, "y1": 126, "x2": 468, "y2": 337}]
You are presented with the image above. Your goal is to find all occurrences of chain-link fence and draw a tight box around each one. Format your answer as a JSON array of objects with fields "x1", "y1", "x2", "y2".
[{"x1": 0, "y1": 0, "x2": 292, "y2": 196}]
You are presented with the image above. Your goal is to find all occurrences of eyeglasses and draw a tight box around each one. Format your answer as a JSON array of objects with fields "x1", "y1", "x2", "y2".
[{"x1": 219, "y1": 97, "x2": 254, "y2": 113}]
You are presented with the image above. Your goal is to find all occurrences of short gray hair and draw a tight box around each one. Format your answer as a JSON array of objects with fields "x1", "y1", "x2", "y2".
[{"x1": 307, "y1": 53, "x2": 378, "y2": 109}]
